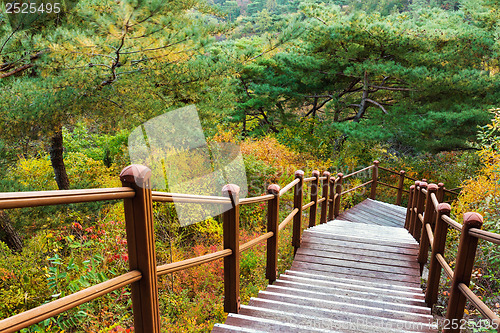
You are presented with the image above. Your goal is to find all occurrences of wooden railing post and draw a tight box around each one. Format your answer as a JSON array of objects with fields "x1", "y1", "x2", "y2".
[
  {"x1": 396, "y1": 170, "x2": 405, "y2": 206},
  {"x1": 445, "y1": 212, "x2": 483, "y2": 333},
  {"x1": 437, "y1": 182, "x2": 445, "y2": 203},
  {"x1": 404, "y1": 185, "x2": 415, "y2": 230},
  {"x1": 292, "y1": 170, "x2": 304, "y2": 254},
  {"x1": 425, "y1": 203, "x2": 451, "y2": 308},
  {"x1": 334, "y1": 173, "x2": 343, "y2": 218},
  {"x1": 409, "y1": 181, "x2": 420, "y2": 238},
  {"x1": 328, "y1": 176, "x2": 335, "y2": 221},
  {"x1": 308, "y1": 170, "x2": 320, "y2": 227},
  {"x1": 266, "y1": 184, "x2": 280, "y2": 284},
  {"x1": 418, "y1": 183, "x2": 438, "y2": 274},
  {"x1": 320, "y1": 171, "x2": 330, "y2": 224},
  {"x1": 222, "y1": 184, "x2": 241, "y2": 314},
  {"x1": 370, "y1": 160, "x2": 380, "y2": 199},
  {"x1": 413, "y1": 181, "x2": 427, "y2": 241},
  {"x1": 120, "y1": 165, "x2": 160, "y2": 333}
]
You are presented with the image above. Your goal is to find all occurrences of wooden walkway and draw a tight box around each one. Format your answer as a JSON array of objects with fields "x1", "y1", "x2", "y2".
[{"x1": 213, "y1": 199, "x2": 436, "y2": 332}]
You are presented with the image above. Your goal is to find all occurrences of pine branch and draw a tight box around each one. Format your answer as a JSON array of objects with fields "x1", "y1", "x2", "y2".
[{"x1": 365, "y1": 98, "x2": 388, "y2": 114}]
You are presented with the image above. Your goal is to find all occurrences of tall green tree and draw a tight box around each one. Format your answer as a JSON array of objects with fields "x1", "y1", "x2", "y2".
[
  {"x1": 0, "y1": 0, "x2": 222, "y2": 189},
  {"x1": 235, "y1": 4, "x2": 499, "y2": 152}
]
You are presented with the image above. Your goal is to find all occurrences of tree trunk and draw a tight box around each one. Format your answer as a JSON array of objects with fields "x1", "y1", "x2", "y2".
[
  {"x1": 0, "y1": 210, "x2": 23, "y2": 252},
  {"x1": 354, "y1": 71, "x2": 369, "y2": 122},
  {"x1": 50, "y1": 127, "x2": 70, "y2": 190}
]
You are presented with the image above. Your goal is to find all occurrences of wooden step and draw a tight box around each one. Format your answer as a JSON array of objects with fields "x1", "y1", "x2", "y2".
[
  {"x1": 273, "y1": 279, "x2": 426, "y2": 306},
  {"x1": 297, "y1": 241, "x2": 418, "y2": 262},
  {"x1": 300, "y1": 233, "x2": 419, "y2": 256},
  {"x1": 303, "y1": 229, "x2": 418, "y2": 248},
  {"x1": 212, "y1": 323, "x2": 267, "y2": 332},
  {"x1": 310, "y1": 224, "x2": 416, "y2": 244},
  {"x1": 255, "y1": 291, "x2": 433, "y2": 323},
  {"x1": 223, "y1": 313, "x2": 338, "y2": 332},
  {"x1": 283, "y1": 270, "x2": 422, "y2": 291},
  {"x1": 295, "y1": 247, "x2": 419, "y2": 270},
  {"x1": 239, "y1": 304, "x2": 431, "y2": 333},
  {"x1": 246, "y1": 298, "x2": 435, "y2": 332},
  {"x1": 263, "y1": 284, "x2": 430, "y2": 314}
]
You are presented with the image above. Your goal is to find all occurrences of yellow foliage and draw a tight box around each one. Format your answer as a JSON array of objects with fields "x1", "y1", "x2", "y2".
[{"x1": 455, "y1": 109, "x2": 500, "y2": 224}]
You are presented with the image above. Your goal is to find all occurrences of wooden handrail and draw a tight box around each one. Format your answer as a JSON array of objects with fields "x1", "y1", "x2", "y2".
[
  {"x1": 239, "y1": 194, "x2": 275, "y2": 205},
  {"x1": 157, "y1": 249, "x2": 233, "y2": 276},
  {"x1": 152, "y1": 191, "x2": 231, "y2": 204},
  {"x1": 279, "y1": 208, "x2": 299, "y2": 232},
  {"x1": 469, "y1": 228, "x2": 500, "y2": 245},
  {"x1": 406, "y1": 177, "x2": 500, "y2": 332},
  {"x1": 0, "y1": 187, "x2": 136, "y2": 209},
  {"x1": 340, "y1": 180, "x2": 372, "y2": 195},
  {"x1": 342, "y1": 165, "x2": 374, "y2": 179},
  {"x1": 442, "y1": 215, "x2": 463, "y2": 231},
  {"x1": 278, "y1": 178, "x2": 300, "y2": 197}
]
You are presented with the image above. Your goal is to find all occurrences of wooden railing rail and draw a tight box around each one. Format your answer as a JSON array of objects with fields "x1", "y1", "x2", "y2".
[{"x1": 407, "y1": 181, "x2": 500, "y2": 332}]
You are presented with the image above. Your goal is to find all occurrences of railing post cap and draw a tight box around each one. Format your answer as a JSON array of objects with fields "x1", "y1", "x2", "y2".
[
  {"x1": 294, "y1": 170, "x2": 305, "y2": 178},
  {"x1": 410, "y1": 185, "x2": 415, "y2": 190},
  {"x1": 438, "y1": 183, "x2": 445, "y2": 188},
  {"x1": 322, "y1": 171, "x2": 331, "y2": 177},
  {"x1": 422, "y1": 178, "x2": 428, "y2": 183},
  {"x1": 120, "y1": 164, "x2": 151, "y2": 184},
  {"x1": 427, "y1": 183, "x2": 438, "y2": 191},
  {"x1": 337, "y1": 172, "x2": 343, "y2": 178},
  {"x1": 312, "y1": 170, "x2": 320, "y2": 177},
  {"x1": 222, "y1": 184, "x2": 240, "y2": 195},
  {"x1": 437, "y1": 203, "x2": 451, "y2": 214},
  {"x1": 373, "y1": 160, "x2": 380, "y2": 165},
  {"x1": 420, "y1": 182, "x2": 428, "y2": 188},
  {"x1": 463, "y1": 212, "x2": 483, "y2": 228},
  {"x1": 415, "y1": 180, "x2": 421, "y2": 186},
  {"x1": 399, "y1": 170, "x2": 405, "y2": 174},
  {"x1": 267, "y1": 184, "x2": 281, "y2": 194}
]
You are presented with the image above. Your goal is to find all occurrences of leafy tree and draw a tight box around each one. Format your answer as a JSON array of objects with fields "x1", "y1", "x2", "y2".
[
  {"x1": 0, "y1": 0, "x2": 223, "y2": 190},
  {"x1": 235, "y1": 4, "x2": 499, "y2": 152}
]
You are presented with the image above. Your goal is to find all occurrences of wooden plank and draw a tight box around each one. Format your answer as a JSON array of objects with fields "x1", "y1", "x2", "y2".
[
  {"x1": 212, "y1": 324, "x2": 267, "y2": 333},
  {"x1": 240, "y1": 304, "x2": 432, "y2": 333},
  {"x1": 303, "y1": 229, "x2": 419, "y2": 249},
  {"x1": 224, "y1": 313, "x2": 331, "y2": 333},
  {"x1": 293, "y1": 253, "x2": 420, "y2": 277},
  {"x1": 298, "y1": 242, "x2": 417, "y2": 263},
  {"x1": 283, "y1": 270, "x2": 423, "y2": 293},
  {"x1": 290, "y1": 261, "x2": 421, "y2": 285},
  {"x1": 264, "y1": 285, "x2": 429, "y2": 313},
  {"x1": 343, "y1": 205, "x2": 404, "y2": 227},
  {"x1": 310, "y1": 224, "x2": 415, "y2": 244},
  {"x1": 367, "y1": 198, "x2": 408, "y2": 215},
  {"x1": 345, "y1": 206, "x2": 404, "y2": 227},
  {"x1": 300, "y1": 233, "x2": 419, "y2": 256},
  {"x1": 296, "y1": 248, "x2": 420, "y2": 270},
  {"x1": 275, "y1": 278, "x2": 426, "y2": 303},
  {"x1": 337, "y1": 210, "x2": 387, "y2": 226},
  {"x1": 256, "y1": 291, "x2": 433, "y2": 323},
  {"x1": 326, "y1": 219, "x2": 410, "y2": 234},
  {"x1": 359, "y1": 200, "x2": 408, "y2": 220}
]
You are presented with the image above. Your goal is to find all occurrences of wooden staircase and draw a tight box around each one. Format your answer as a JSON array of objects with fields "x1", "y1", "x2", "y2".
[{"x1": 212, "y1": 199, "x2": 436, "y2": 332}]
